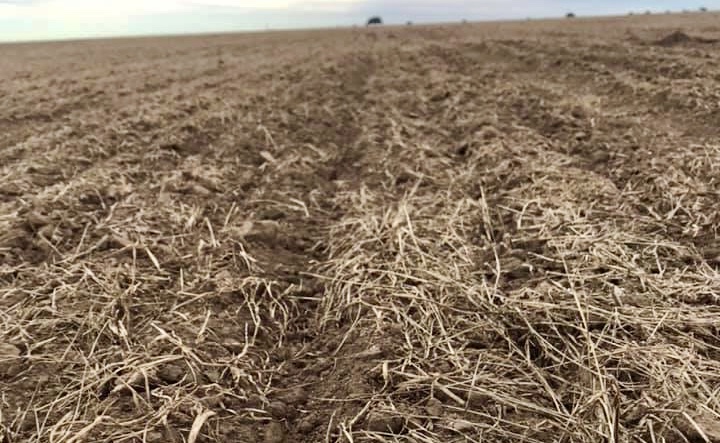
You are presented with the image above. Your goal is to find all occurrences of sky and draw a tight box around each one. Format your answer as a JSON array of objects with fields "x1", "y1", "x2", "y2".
[{"x1": 0, "y1": 0, "x2": 717, "y2": 42}]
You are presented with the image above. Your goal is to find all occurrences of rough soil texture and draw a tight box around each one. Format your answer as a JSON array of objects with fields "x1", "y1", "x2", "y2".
[{"x1": 2, "y1": 12, "x2": 720, "y2": 443}]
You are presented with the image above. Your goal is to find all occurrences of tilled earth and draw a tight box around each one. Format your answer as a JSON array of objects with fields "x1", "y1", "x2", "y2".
[{"x1": 1, "y1": 13, "x2": 720, "y2": 443}]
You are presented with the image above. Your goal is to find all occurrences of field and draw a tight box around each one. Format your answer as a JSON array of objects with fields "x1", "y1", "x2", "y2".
[{"x1": 2, "y1": 12, "x2": 720, "y2": 443}]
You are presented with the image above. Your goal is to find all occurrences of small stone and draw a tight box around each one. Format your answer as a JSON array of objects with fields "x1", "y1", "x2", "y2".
[
  {"x1": 157, "y1": 363, "x2": 186, "y2": 384},
  {"x1": 264, "y1": 421, "x2": 286, "y2": 443}
]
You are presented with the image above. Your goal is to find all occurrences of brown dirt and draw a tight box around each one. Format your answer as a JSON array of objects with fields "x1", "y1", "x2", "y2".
[
  {"x1": 2, "y1": 12, "x2": 720, "y2": 443},
  {"x1": 655, "y1": 30, "x2": 719, "y2": 46}
]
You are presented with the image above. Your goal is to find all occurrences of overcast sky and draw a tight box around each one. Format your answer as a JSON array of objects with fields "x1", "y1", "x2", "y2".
[{"x1": 0, "y1": 0, "x2": 717, "y2": 42}]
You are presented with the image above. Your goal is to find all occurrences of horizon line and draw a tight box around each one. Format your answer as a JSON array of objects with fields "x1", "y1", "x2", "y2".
[{"x1": 0, "y1": 9, "x2": 713, "y2": 45}]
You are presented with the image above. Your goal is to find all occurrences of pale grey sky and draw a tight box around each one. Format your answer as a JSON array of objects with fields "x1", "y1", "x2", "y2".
[{"x1": 0, "y1": 0, "x2": 716, "y2": 42}]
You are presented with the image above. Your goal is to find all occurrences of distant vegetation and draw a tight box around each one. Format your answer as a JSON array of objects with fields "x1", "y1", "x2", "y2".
[
  {"x1": 366, "y1": 16, "x2": 383, "y2": 26},
  {"x1": 566, "y1": 12, "x2": 576, "y2": 18}
]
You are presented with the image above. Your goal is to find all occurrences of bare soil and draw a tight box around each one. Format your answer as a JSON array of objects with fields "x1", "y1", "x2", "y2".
[{"x1": 1, "y1": 12, "x2": 720, "y2": 443}]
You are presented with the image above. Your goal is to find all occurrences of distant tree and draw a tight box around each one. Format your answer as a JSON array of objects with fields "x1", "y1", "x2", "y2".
[
  {"x1": 461, "y1": 19, "x2": 468, "y2": 24},
  {"x1": 406, "y1": 20, "x2": 413, "y2": 25},
  {"x1": 645, "y1": 10, "x2": 652, "y2": 14},
  {"x1": 566, "y1": 12, "x2": 576, "y2": 18},
  {"x1": 629, "y1": 11, "x2": 635, "y2": 15},
  {"x1": 700, "y1": 6, "x2": 708, "y2": 12},
  {"x1": 367, "y1": 16, "x2": 383, "y2": 26}
]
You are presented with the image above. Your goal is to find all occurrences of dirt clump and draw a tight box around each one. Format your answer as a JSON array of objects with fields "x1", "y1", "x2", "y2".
[
  {"x1": 156, "y1": 362, "x2": 187, "y2": 384},
  {"x1": 365, "y1": 412, "x2": 406, "y2": 434},
  {"x1": 656, "y1": 30, "x2": 718, "y2": 46}
]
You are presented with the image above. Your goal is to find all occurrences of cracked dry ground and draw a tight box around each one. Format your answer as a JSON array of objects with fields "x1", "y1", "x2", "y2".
[{"x1": 2, "y1": 14, "x2": 720, "y2": 443}]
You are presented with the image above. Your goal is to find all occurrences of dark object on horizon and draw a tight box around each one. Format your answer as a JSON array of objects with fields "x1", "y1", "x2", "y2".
[
  {"x1": 645, "y1": 10, "x2": 652, "y2": 15},
  {"x1": 367, "y1": 16, "x2": 383, "y2": 26},
  {"x1": 566, "y1": 12, "x2": 576, "y2": 18},
  {"x1": 461, "y1": 19, "x2": 468, "y2": 24},
  {"x1": 700, "y1": 6, "x2": 708, "y2": 12},
  {"x1": 406, "y1": 20, "x2": 413, "y2": 26}
]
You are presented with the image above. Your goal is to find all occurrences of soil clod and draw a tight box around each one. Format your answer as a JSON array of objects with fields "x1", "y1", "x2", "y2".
[
  {"x1": 365, "y1": 413, "x2": 405, "y2": 434},
  {"x1": 157, "y1": 363, "x2": 187, "y2": 385},
  {"x1": 267, "y1": 401, "x2": 291, "y2": 419},
  {"x1": 656, "y1": 30, "x2": 718, "y2": 46},
  {"x1": 296, "y1": 415, "x2": 318, "y2": 433}
]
